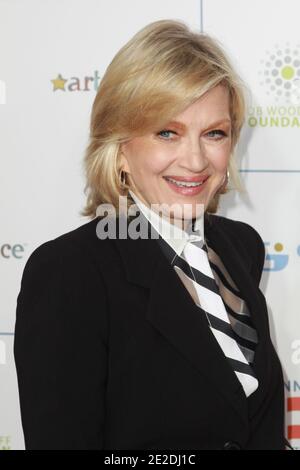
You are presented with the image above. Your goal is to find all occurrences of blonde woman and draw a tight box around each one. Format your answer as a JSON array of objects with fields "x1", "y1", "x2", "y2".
[{"x1": 14, "y1": 20, "x2": 287, "y2": 450}]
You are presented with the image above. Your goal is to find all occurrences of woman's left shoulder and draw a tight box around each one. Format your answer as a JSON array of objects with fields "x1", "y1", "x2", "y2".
[
  {"x1": 207, "y1": 213, "x2": 264, "y2": 249},
  {"x1": 207, "y1": 213, "x2": 265, "y2": 285}
]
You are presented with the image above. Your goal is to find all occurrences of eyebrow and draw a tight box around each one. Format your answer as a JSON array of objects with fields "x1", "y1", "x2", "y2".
[{"x1": 166, "y1": 118, "x2": 232, "y2": 130}]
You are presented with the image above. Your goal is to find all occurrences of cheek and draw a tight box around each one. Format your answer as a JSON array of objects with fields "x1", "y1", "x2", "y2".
[
  {"x1": 206, "y1": 143, "x2": 231, "y2": 172},
  {"x1": 137, "y1": 148, "x2": 173, "y2": 176}
]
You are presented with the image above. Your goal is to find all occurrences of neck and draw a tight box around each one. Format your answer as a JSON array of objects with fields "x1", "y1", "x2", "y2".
[
  {"x1": 167, "y1": 213, "x2": 193, "y2": 232},
  {"x1": 128, "y1": 189, "x2": 200, "y2": 233}
]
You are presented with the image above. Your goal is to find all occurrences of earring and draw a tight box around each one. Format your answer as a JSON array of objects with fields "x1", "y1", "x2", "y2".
[
  {"x1": 217, "y1": 168, "x2": 229, "y2": 195},
  {"x1": 223, "y1": 168, "x2": 229, "y2": 184},
  {"x1": 119, "y1": 170, "x2": 127, "y2": 187}
]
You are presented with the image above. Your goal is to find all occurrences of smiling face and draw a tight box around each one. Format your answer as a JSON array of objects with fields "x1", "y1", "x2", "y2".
[{"x1": 120, "y1": 84, "x2": 232, "y2": 228}]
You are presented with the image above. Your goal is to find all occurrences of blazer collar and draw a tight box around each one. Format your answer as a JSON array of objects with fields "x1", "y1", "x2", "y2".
[{"x1": 112, "y1": 210, "x2": 271, "y2": 425}]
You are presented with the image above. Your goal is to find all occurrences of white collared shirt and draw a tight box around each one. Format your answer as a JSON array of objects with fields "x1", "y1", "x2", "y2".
[{"x1": 128, "y1": 190, "x2": 205, "y2": 257}]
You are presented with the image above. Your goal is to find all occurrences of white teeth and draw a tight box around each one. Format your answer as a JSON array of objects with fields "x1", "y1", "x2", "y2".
[{"x1": 165, "y1": 177, "x2": 204, "y2": 187}]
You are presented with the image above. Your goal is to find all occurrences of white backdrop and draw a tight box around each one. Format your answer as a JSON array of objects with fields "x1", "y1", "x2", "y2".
[{"x1": 0, "y1": 0, "x2": 299, "y2": 450}]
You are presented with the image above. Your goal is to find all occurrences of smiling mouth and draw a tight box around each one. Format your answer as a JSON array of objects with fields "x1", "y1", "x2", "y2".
[{"x1": 163, "y1": 176, "x2": 209, "y2": 188}]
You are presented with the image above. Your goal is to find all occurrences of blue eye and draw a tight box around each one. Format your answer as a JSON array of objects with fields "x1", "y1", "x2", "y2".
[
  {"x1": 157, "y1": 129, "x2": 177, "y2": 139},
  {"x1": 206, "y1": 129, "x2": 227, "y2": 139}
]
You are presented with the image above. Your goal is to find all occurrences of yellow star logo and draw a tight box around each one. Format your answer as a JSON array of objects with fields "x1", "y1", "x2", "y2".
[{"x1": 51, "y1": 74, "x2": 67, "y2": 91}]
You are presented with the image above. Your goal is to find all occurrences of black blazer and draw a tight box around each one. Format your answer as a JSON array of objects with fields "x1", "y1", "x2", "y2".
[{"x1": 14, "y1": 211, "x2": 286, "y2": 450}]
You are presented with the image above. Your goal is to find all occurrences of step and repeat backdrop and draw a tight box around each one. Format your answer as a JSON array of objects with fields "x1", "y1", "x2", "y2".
[{"x1": 0, "y1": 0, "x2": 299, "y2": 450}]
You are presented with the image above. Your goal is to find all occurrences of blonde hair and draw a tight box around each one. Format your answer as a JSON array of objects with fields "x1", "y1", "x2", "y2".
[{"x1": 81, "y1": 19, "x2": 246, "y2": 219}]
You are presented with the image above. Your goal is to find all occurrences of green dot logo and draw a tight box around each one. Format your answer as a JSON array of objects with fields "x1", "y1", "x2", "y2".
[
  {"x1": 259, "y1": 43, "x2": 300, "y2": 103},
  {"x1": 281, "y1": 66, "x2": 295, "y2": 80}
]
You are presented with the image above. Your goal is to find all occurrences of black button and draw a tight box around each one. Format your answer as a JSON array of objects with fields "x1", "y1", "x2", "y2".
[{"x1": 223, "y1": 441, "x2": 241, "y2": 450}]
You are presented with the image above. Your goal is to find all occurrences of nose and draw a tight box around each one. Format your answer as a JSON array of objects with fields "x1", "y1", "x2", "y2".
[{"x1": 178, "y1": 139, "x2": 209, "y2": 173}]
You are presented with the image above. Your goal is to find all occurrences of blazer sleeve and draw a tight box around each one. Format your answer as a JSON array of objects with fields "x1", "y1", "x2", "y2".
[{"x1": 13, "y1": 238, "x2": 109, "y2": 450}]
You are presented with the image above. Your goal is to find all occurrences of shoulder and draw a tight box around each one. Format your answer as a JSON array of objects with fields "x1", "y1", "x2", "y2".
[
  {"x1": 207, "y1": 213, "x2": 264, "y2": 249},
  {"x1": 206, "y1": 213, "x2": 266, "y2": 285},
  {"x1": 16, "y1": 217, "x2": 111, "y2": 341},
  {"x1": 25, "y1": 216, "x2": 113, "y2": 265},
  {"x1": 19, "y1": 217, "x2": 113, "y2": 294}
]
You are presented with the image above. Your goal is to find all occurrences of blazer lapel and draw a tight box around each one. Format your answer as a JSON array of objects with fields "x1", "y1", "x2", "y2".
[{"x1": 112, "y1": 211, "x2": 270, "y2": 424}]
